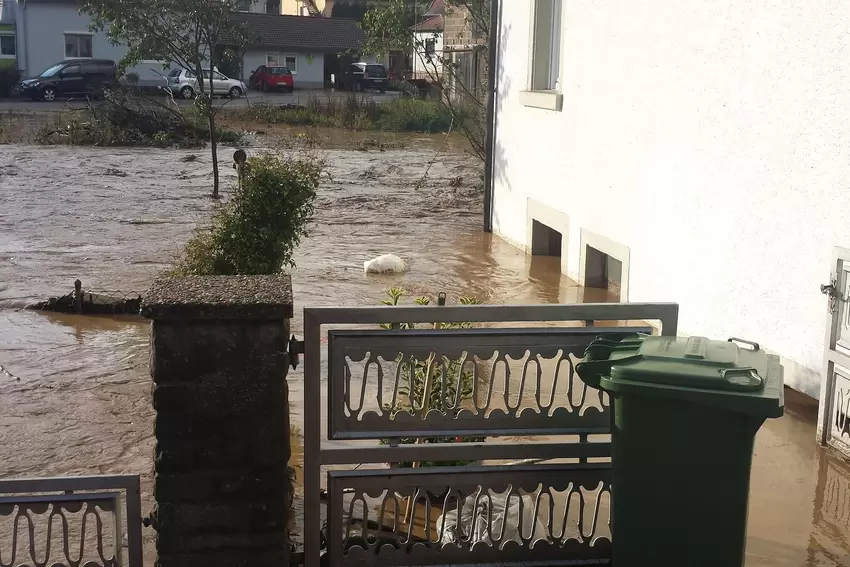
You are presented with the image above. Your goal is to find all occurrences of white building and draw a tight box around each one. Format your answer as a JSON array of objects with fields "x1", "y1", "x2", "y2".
[
  {"x1": 409, "y1": 11, "x2": 442, "y2": 80},
  {"x1": 489, "y1": 0, "x2": 850, "y2": 400}
]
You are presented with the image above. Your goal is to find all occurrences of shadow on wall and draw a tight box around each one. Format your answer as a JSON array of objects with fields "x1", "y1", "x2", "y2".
[{"x1": 491, "y1": 14, "x2": 513, "y2": 234}]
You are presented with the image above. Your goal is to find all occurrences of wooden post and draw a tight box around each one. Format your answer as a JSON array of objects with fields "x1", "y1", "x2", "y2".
[{"x1": 73, "y1": 279, "x2": 83, "y2": 314}]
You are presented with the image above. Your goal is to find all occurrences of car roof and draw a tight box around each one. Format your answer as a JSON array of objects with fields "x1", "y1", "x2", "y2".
[{"x1": 62, "y1": 59, "x2": 116, "y2": 65}]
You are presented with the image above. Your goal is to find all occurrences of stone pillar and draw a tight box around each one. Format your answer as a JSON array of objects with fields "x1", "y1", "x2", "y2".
[{"x1": 142, "y1": 275, "x2": 293, "y2": 567}]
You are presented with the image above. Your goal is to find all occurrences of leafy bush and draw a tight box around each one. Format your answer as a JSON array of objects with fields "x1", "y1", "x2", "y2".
[
  {"x1": 173, "y1": 153, "x2": 323, "y2": 275},
  {"x1": 232, "y1": 94, "x2": 458, "y2": 133},
  {"x1": 34, "y1": 90, "x2": 242, "y2": 147},
  {"x1": 378, "y1": 288, "x2": 484, "y2": 467},
  {"x1": 375, "y1": 98, "x2": 453, "y2": 132}
]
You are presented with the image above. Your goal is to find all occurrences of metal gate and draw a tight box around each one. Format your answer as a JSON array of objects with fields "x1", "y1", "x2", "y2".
[
  {"x1": 303, "y1": 302, "x2": 678, "y2": 567},
  {"x1": 0, "y1": 475, "x2": 143, "y2": 567},
  {"x1": 819, "y1": 246, "x2": 850, "y2": 457}
]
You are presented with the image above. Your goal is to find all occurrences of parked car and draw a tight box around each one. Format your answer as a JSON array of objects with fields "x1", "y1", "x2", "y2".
[
  {"x1": 17, "y1": 59, "x2": 118, "y2": 102},
  {"x1": 344, "y1": 63, "x2": 389, "y2": 93},
  {"x1": 167, "y1": 68, "x2": 246, "y2": 99},
  {"x1": 248, "y1": 66, "x2": 294, "y2": 93}
]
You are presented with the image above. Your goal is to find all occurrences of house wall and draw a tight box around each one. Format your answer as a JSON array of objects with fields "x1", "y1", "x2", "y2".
[
  {"x1": 492, "y1": 1, "x2": 850, "y2": 398},
  {"x1": 243, "y1": 49, "x2": 325, "y2": 88},
  {"x1": 412, "y1": 30, "x2": 442, "y2": 78},
  {"x1": 443, "y1": 3, "x2": 471, "y2": 48},
  {"x1": 281, "y1": 0, "x2": 332, "y2": 16},
  {"x1": 18, "y1": 3, "x2": 168, "y2": 86}
]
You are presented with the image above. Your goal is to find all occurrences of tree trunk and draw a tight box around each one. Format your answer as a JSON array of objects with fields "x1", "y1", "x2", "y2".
[{"x1": 208, "y1": 59, "x2": 219, "y2": 199}]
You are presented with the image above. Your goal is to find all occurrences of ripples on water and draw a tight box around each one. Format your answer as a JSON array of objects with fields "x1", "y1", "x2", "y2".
[
  {"x1": 0, "y1": 143, "x2": 596, "y2": 563},
  {"x1": 1, "y1": 144, "x2": 845, "y2": 566}
]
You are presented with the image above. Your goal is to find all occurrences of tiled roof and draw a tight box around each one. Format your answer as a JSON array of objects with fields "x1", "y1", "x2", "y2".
[
  {"x1": 410, "y1": 15, "x2": 443, "y2": 33},
  {"x1": 227, "y1": 12, "x2": 365, "y2": 51},
  {"x1": 423, "y1": 0, "x2": 445, "y2": 17}
]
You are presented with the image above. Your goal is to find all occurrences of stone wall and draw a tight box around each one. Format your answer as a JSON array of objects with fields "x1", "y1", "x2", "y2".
[
  {"x1": 142, "y1": 275, "x2": 294, "y2": 567},
  {"x1": 443, "y1": 2, "x2": 487, "y2": 50}
]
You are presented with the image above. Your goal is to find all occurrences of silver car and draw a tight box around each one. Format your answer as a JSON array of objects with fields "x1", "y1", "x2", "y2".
[{"x1": 167, "y1": 68, "x2": 246, "y2": 99}]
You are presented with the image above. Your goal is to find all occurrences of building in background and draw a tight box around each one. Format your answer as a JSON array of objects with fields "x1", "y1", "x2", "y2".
[
  {"x1": 0, "y1": 0, "x2": 16, "y2": 71},
  {"x1": 10, "y1": 0, "x2": 168, "y2": 86},
  {"x1": 229, "y1": 12, "x2": 364, "y2": 87},
  {"x1": 409, "y1": 0, "x2": 442, "y2": 81},
  {"x1": 238, "y1": 0, "x2": 333, "y2": 16},
  {"x1": 8, "y1": 0, "x2": 363, "y2": 88},
  {"x1": 488, "y1": 0, "x2": 850, "y2": 401}
]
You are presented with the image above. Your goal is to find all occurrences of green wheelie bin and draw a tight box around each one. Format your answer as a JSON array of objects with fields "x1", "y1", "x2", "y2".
[{"x1": 575, "y1": 335, "x2": 784, "y2": 567}]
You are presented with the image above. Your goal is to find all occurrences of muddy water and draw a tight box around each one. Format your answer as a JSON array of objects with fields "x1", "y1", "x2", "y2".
[{"x1": 0, "y1": 143, "x2": 848, "y2": 566}]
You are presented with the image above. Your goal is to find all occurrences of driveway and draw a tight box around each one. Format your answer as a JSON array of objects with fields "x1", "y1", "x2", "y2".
[{"x1": 0, "y1": 89, "x2": 401, "y2": 112}]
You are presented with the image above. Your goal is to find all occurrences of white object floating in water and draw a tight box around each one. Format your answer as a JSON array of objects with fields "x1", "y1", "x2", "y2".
[{"x1": 364, "y1": 254, "x2": 408, "y2": 274}]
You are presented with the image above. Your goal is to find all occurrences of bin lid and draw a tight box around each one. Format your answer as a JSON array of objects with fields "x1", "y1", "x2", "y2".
[{"x1": 575, "y1": 335, "x2": 784, "y2": 418}]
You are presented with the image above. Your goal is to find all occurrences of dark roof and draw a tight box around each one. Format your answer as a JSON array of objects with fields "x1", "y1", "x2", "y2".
[
  {"x1": 228, "y1": 13, "x2": 364, "y2": 51},
  {"x1": 423, "y1": 0, "x2": 445, "y2": 17},
  {"x1": 410, "y1": 15, "x2": 443, "y2": 32}
]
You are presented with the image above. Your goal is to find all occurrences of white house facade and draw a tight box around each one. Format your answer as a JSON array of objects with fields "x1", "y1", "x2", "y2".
[
  {"x1": 490, "y1": 0, "x2": 850, "y2": 399},
  {"x1": 8, "y1": 0, "x2": 364, "y2": 88},
  {"x1": 410, "y1": 17, "x2": 442, "y2": 80}
]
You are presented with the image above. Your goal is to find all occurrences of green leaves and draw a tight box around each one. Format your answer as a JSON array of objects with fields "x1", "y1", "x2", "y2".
[
  {"x1": 359, "y1": 0, "x2": 416, "y2": 56},
  {"x1": 174, "y1": 153, "x2": 324, "y2": 275}
]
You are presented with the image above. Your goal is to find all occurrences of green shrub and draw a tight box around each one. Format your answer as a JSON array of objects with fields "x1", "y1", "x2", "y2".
[
  {"x1": 375, "y1": 98, "x2": 453, "y2": 133},
  {"x1": 378, "y1": 288, "x2": 484, "y2": 467},
  {"x1": 173, "y1": 153, "x2": 323, "y2": 275},
  {"x1": 233, "y1": 95, "x2": 460, "y2": 133}
]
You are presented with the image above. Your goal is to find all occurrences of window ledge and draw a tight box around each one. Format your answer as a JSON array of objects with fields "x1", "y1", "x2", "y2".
[{"x1": 520, "y1": 90, "x2": 563, "y2": 111}]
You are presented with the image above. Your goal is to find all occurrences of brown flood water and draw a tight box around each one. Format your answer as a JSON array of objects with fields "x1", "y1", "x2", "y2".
[{"x1": 0, "y1": 142, "x2": 848, "y2": 566}]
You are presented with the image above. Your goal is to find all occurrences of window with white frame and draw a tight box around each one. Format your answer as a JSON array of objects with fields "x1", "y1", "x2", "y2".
[
  {"x1": 65, "y1": 33, "x2": 93, "y2": 58},
  {"x1": 266, "y1": 53, "x2": 297, "y2": 73},
  {"x1": 530, "y1": 0, "x2": 562, "y2": 92},
  {"x1": 0, "y1": 35, "x2": 15, "y2": 58}
]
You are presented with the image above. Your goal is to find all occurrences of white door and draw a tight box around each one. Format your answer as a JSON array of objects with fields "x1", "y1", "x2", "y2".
[{"x1": 817, "y1": 246, "x2": 850, "y2": 457}]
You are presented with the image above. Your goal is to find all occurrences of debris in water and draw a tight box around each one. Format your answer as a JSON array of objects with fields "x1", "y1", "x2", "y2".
[
  {"x1": 364, "y1": 254, "x2": 408, "y2": 275},
  {"x1": 0, "y1": 364, "x2": 21, "y2": 381},
  {"x1": 358, "y1": 167, "x2": 379, "y2": 180},
  {"x1": 180, "y1": 154, "x2": 199, "y2": 162},
  {"x1": 26, "y1": 279, "x2": 142, "y2": 315},
  {"x1": 449, "y1": 176, "x2": 463, "y2": 188},
  {"x1": 103, "y1": 168, "x2": 128, "y2": 177}
]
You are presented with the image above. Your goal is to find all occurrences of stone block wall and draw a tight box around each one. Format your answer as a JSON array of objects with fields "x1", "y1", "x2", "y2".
[{"x1": 142, "y1": 275, "x2": 294, "y2": 567}]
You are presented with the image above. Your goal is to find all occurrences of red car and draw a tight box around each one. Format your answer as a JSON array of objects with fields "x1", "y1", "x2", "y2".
[{"x1": 248, "y1": 65, "x2": 294, "y2": 93}]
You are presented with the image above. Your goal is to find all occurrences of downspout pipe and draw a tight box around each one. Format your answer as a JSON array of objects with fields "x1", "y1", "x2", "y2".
[{"x1": 482, "y1": 0, "x2": 501, "y2": 233}]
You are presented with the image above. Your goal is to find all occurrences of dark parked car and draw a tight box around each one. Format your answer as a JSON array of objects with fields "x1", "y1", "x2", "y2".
[
  {"x1": 344, "y1": 63, "x2": 388, "y2": 93},
  {"x1": 18, "y1": 59, "x2": 118, "y2": 101},
  {"x1": 249, "y1": 65, "x2": 294, "y2": 92}
]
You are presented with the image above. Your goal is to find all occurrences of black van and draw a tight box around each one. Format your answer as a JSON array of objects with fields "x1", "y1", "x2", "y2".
[{"x1": 18, "y1": 59, "x2": 118, "y2": 101}]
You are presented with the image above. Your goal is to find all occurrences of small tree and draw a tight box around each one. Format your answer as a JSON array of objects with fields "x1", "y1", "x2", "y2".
[
  {"x1": 379, "y1": 288, "x2": 485, "y2": 468},
  {"x1": 81, "y1": 0, "x2": 247, "y2": 198},
  {"x1": 174, "y1": 153, "x2": 323, "y2": 276},
  {"x1": 360, "y1": 0, "x2": 491, "y2": 162}
]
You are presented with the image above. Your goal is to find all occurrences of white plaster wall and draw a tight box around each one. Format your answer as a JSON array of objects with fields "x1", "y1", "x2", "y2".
[
  {"x1": 21, "y1": 3, "x2": 171, "y2": 87},
  {"x1": 492, "y1": 0, "x2": 850, "y2": 398},
  {"x1": 412, "y1": 30, "x2": 443, "y2": 77},
  {"x1": 242, "y1": 49, "x2": 325, "y2": 87}
]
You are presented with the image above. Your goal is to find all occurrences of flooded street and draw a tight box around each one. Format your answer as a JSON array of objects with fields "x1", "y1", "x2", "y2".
[{"x1": 1, "y1": 142, "x2": 849, "y2": 566}]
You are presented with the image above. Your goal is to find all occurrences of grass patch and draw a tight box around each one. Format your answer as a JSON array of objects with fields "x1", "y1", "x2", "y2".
[
  {"x1": 34, "y1": 91, "x2": 242, "y2": 148},
  {"x1": 233, "y1": 95, "x2": 466, "y2": 134}
]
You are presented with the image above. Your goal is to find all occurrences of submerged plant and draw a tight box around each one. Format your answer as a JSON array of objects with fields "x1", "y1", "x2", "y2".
[{"x1": 378, "y1": 288, "x2": 484, "y2": 467}]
